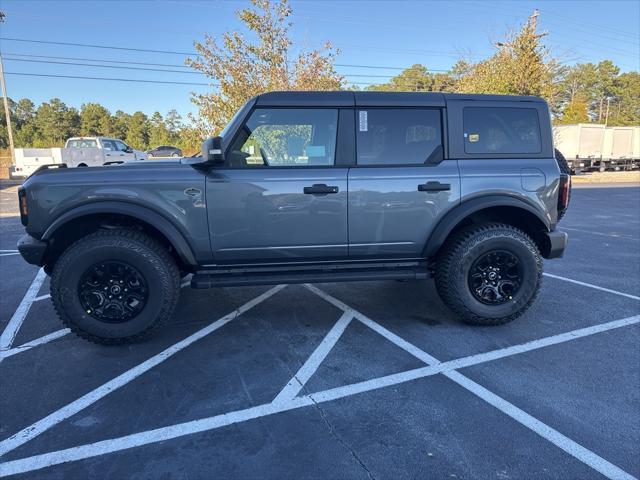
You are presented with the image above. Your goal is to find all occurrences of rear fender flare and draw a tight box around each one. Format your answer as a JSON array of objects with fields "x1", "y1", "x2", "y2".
[{"x1": 424, "y1": 195, "x2": 551, "y2": 258}]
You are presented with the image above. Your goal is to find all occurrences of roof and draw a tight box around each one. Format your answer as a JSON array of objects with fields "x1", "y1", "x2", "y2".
[{"x1": 255, "y1": 91, "x2": 545, "y2": 107}]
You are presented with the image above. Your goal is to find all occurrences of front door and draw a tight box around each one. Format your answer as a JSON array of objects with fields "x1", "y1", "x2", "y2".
[
  {"x1": 348, "y1": 107, "x2": 461, "y2": 257},
  {"x1": 206, "y1": 107, "x2": 348, "y2": 264}
]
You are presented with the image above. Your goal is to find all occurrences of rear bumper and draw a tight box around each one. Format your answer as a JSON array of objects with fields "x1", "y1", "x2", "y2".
[
  {"x1": 17, "y1": 234, "x2": 48, "y2": 266},
  {"x1": 543, "y1": 230, "x2": 568, "y2": 259}
]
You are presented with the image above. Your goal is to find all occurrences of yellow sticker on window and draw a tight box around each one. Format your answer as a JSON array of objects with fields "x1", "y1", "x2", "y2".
[{"x1": 469, "y1": 133, "x2": 480, "y2": 142}]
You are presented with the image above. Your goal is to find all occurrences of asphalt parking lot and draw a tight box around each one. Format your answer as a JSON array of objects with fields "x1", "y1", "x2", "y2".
[{"x1": 0, "y1": 182, "x2": 638, "y2": 479}]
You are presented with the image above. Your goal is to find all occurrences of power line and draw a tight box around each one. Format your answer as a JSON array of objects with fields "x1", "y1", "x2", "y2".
[
  {"x1": 4, "y1": 71, "x2": 423, "y2": 87},
  {"x1": 4, "y1": 72, "x2": 213, "y2": 86},
  {"x1": 1, "y1": 52, "x2": 193, "y2": 68},
  {"x1": 0, "y1": 37, "x2": 197, "y2": 56},
  {"x1": 2, "y1": 57, "x2": 450, "y2": 81}
]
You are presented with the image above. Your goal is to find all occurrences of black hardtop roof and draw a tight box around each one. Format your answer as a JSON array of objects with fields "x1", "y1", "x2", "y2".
[{"x1": 255, "y1": 91, "x2": 545, "y2": 107}]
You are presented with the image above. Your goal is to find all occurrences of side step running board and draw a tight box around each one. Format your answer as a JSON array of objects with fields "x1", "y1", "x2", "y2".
[{"x1": 191, "y1": 267, "x2": 428, "y2": 289}]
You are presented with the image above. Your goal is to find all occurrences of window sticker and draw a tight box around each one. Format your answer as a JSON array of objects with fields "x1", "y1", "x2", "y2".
[
  {"x1": 469, "y1": 133, "x2": 480, "y2": 142},
  {"x1": 306, "y1": 145, "x2": 326, "y2": 157},
  {"x1": 359, "y1": 110, "x2": 368, "y2": 132}
]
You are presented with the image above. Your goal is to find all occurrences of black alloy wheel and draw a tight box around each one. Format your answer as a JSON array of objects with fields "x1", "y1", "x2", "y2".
[
  {"x1": 468, "y1": 250, "x2": 523, "y2": 305},
  {"x1": 78, "y1": 261, "x2": 148, "y2": 323}
]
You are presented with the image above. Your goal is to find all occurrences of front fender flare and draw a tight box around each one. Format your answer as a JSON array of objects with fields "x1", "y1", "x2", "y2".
[
  {"x1": 42, "y1": 201, "x2": 198, "y2": 266},
  {"x1": 424, "y1": 195, "x2": 551, "y2": 258}
]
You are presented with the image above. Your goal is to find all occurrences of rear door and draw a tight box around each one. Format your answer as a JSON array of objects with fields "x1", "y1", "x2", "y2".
[
  {"x1": 206, "y1": 107, "x2": 350, "y2": 264},
  {"x1": 348, "y1": 103, "x2": 461, "y2": 257}
]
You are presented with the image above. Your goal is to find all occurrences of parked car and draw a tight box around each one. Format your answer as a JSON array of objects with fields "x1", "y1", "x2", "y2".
[
  {"x1": 16, "y1": 91, "x2": 570, "y2": 344},
  {"x1": 9, "y1": 137, "x2": 148, "y2": 179},
  {"x1": 147, "y1": 145, "x2": 182, "y2": 158}
]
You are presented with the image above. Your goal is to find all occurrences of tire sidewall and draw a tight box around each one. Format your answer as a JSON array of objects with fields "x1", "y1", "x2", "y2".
[
  {"x1": 54, "y1": 237, "x2": 174, "y2": 340},
  {"x1": 453, "y1": 232, "x2": 540, "y2": 320}
]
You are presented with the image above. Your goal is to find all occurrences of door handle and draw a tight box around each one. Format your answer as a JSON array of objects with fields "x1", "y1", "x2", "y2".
[
  {"x1": 418, "y1": 181, "x2": 451, "y2": 193},
  {"x1": 303, "y1": 184, "x2": 339, "y2": 195}
]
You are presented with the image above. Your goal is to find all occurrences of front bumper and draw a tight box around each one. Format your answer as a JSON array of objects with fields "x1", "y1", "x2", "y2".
[
  {"x1": 17, "y1": 234, "x2": 48, "y2": 266},
  {"x1": 543, "y1": 230, "x2": 568, "y2": 259}
]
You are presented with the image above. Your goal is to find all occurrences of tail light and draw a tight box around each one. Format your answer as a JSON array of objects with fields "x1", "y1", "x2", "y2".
[
  {"x1": 558, "y1": 174, "x2": 570, "y2": 211},
  {"x1": 18, "y1": 187, "x2": 28, "y2": 226}
]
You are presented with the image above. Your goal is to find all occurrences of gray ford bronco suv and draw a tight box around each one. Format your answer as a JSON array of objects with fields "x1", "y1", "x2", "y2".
[{"x1": 17, "y1": 91, "x2": 570, "y2": 344}]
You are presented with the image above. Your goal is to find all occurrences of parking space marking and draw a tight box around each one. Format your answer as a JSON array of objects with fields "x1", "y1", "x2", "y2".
[
  {"x1": 0, "y1": 253, "x2": 20, "y2": 257},
  {"x1": 0, "y1": 329, "x2": 71, "y2": 359},
  {"x1": 3, "y1": 312, "x2": 638, "y2": 478},
  {"x1": 0, "y1": 284, "x2": 286, "y2": 457},
  {"x1": 273, "y1": 310, "x2": 353, "y2": 405},
  {"x1": 543, "y1": 272, "x2": 640, "y2": 301},
  {"x1": 560, "y1": 226, "x2": 638, "y2": 240},
  {"x1": 0, "y1": 250, "x2": 19, "y2": 253},
  {"x1": 0, "y1": 268, "x2": 46, "y2": 362},
  {"x1": 305, "y1": 286, "x2": 638, "y2": 480}
]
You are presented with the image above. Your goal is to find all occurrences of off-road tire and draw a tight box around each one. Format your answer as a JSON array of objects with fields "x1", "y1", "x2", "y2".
[
  {"x1": 435, "y1": 223, "x2": 542, "y2": 326},
  {"x1": 51, "y1": 229, "x2": 180, "y2": 344},
  {"x1": 555, "y1": 148, "x2": 572, "y2": 221}
]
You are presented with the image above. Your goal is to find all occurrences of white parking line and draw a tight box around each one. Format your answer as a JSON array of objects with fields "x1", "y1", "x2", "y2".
[
  {"x1": 1, "y1": 313, "x2": 637, "y2": 478},
  {"x1": 0, "y1": 253, "x2": 20, "y2": 257},
  {"x1": 0, "y1": 284, "x2": 286, "y2": 457},
  {"x1": 306, "y1": 287, "x2": 638, "y2": 480},
  {"x1": 560, "y1": 226, "x2": 638, "y2": 240},
  {"x1": 543, "y1": 272, "x2": 640, "y2": 301},
  {"x1": 0, "y1": 268, "x2": 46, "y2": 360},
  {"x1": 0, "y1": 250, "x2": 19, "y2": 253},
  {"x1": 0, "y1": 329, "x2": 71, "y2": 359},
  {"x1": 273, "y1": 310, "x2": 353, "y2": 405}
]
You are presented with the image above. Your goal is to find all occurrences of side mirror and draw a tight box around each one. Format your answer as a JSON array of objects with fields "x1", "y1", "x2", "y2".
[
  {"x1": 201, "y1": 136, "x2": 225, "y2": 165},
  {"x1": 124, "y1": 146, "x2": 134, "y2": 153}
]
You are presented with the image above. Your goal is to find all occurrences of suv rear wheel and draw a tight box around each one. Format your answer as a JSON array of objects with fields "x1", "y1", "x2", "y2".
[
  {"x1": 50, "y1": 229, "x2": 180, "y2": 344},
  {"x1": 435, "y1": 223, "x2": 542, "y2": 325}
]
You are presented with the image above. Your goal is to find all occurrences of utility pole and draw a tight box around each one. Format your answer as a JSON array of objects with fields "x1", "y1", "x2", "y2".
[
  {"x1": 604, "y1": 97, "x2": 611, "y2": 127},
  {"x1": 0, "y1": 11, "x2": 15, "y2": 164}
]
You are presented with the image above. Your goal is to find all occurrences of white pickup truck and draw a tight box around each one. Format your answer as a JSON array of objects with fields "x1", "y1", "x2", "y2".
[{"x1": 9, "y1": 137, "x2": 148, "y2": 179}]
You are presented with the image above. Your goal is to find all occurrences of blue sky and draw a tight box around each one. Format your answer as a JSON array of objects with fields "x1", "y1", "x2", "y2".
[{"x1": 1, "y1": 0, "x2": 638, "y2": 121}]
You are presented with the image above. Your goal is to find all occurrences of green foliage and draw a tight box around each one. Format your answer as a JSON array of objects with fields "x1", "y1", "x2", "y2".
[
  {"x1": 367, "y1": 64, "x2": 456, "y2": 93},
  {"x1": 80, "y1": 103, "x2": 112, "y2": 136},
  {"x1": 186, "y1": 0, "x2": 343, "y2": 135},
  {"x1": 125, "y1": 112, "x2": 150, "y2": 150},
  {"x1": 557, "y1": 99, "x2": 590, "y2": 124}
]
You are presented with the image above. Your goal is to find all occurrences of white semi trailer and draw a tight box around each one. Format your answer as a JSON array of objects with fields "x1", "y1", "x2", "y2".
[{"x1": 553, "y1": 124, "x2": 640, "y2": 173}]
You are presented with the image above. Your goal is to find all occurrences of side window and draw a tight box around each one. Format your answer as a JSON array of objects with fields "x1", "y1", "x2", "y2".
[
  {"x1": 229, "y1": 108, "x2": 338, "y2": 167},
  {"x1": 463, "y1": 107, "x2": 541, "y2": 154},
  {"x1": 101, "y1": 140, "x2": 117, "y2": 151},
  {"x1": 114, "y1": 140, "x2": 129, "y2": 152},
  {"x1": 356, "y1": 109, "x2": 442, "y2": 165}
]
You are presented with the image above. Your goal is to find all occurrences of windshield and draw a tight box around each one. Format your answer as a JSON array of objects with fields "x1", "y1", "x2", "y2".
[{"x1": 219, "y1": 98, "x2": 255, "y2": 140}]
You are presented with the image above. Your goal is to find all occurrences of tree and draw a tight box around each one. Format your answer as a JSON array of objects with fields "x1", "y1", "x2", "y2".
[
  {"x1": 15, "y1": 99, "x2": 36, "y2": 126},
  {"x1": 368, "y1": 64, "x2": 456, "y2": 92},
  {"x1": 125, "y1": 111, "x2": 150, "y2": 149},
  {"x1": 557, "y1": 98, "x2": 590, "y2": 124},
  {"x1": 610, "y1": 72, "x2": 640, "y2": 126},
  {"x1": 111, "y1": 110, "x2": 131, "y2": 140},
  {"x1": 455, "y1": 13, "x2": 561, "y2": 109},
  {"x1": 165, "y1": 109, "x2": 182, "y2": 143},
  {"x1": 34, "y1": 98, "x2": 80, "y2": 145},
  {"x1": 186, "y1": 0, "x2": 343, "y2": 135},
  {"x1": 593, "y1": 60, "x2": 620, "y2": 122},
  {"x1": 148, "y1": 111, "x2": 170, "y2": 147},
  {"x1": 80, "y1": 103, "x2": 111, "y2": 136}
]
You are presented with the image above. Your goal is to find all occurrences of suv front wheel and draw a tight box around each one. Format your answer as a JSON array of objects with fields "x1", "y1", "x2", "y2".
[
  {"x1": 50, "y1": 229, "x2": 180, "y2": 344},
  {"x1": 435, "y1": 223, "x2": 542, "y2": 325}
]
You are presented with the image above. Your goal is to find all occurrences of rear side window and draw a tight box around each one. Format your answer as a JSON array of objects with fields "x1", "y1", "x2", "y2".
[
  {"x1": 356, "y1": 109, "x2": 442, "y2": 165},
  {"x1": 463, "y1": 107, "x2": 541, "y2": 154}
]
